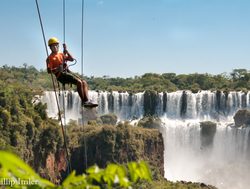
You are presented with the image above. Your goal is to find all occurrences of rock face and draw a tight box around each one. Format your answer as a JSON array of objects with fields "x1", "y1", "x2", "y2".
[
  {"x1": 42, "y1": 151, "x2": 67, "y2": 184},
  {"x1": 200, "y1": 121, "x2": 217, "y2": 149},
  {"x1": 137, "y1": 116, "x2": 162, "y2": 129},
  {"x1": 233, "y1": 109, "x2": 250, "y2": 127},
  {"x1": 143, "y1": 90, "x2": 158, "y2": 116},
  {"x1": 32, "y1": 123, "x2": 164, "y2": 183},
  {"x1": 100, "y1": 113, "x2": 118, "y2": 125},
  {"x1": 70, "y1": 124, "x2": 164, "y2": 177},
  {"x1": 180, "y1": 91, "x2": 187, "y2": 118},
  {"x1": 82, "y1": 108, "x2": 98, "y2": 124}
]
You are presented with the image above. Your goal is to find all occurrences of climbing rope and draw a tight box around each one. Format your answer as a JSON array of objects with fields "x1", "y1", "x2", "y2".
[
  {"x1": 80, "y1": 0, "x2": 88, "y2": 170},
  {"x1": 61, "y1": 0, "x2": 70, "y2": 174},
  {"x1": 35, "y1": 0, "x2": 49, "y2": 57},
  {"x1": 35, "y1": 0, "x2": 72, "y2": 173},
  {"x1": 81, "y1": 0, "x2": 84, "y2": 76},
  {"x1": 63, "y1": 0, "x2": 66, "y2": 44}
]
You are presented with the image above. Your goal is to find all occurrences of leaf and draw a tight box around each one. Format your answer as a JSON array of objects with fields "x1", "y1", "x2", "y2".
[
  {"x1": 127, "y1": 162, "x2": 139, "y2": 182},
  {"x1": 119, "y1": 177, "x2": 130, "y2": 188},
  {"x1": 127, "y1": 161, "x2": 152, "y2": 183},
  {"x1": 138, "y1": 161, "x2": 152, "y2": 181},
  {"x1": 0, "y1": 151, "x2": 54, "y2": 188},
  {"x1": 87, "y1": 172, "x2": 103, "y2": 183},
  {"x1": 62, "y1": 171, "x2": 76, "y2": 186},
  {"x1": 105, "y1": 164, "x2": 118, "y2": 175},
  {"x1": 86, "y1": 165, "x2": 101, "y2": 174}
]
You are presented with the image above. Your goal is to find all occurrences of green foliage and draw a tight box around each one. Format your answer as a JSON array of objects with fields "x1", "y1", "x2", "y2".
[
  {"x1": 34, "y1": 102, "x2": 48, "y2": 120},
  {"x1": 0, "y1": 65, "x2": 63, "y2": 166},
  {"x1": 0, "y1": 65, "x2": 250, "y2": 92},
  {"x1": 0, "y1": 151, "x2": 54, "y2": 188},
  {"x1": 88, "y1": 70, "x2": 250, "y2": 92},
  {"x1": 0, "y1": 109, "x2": 11, "y2": 126},
  {"x1": 37, "y1": 124, "x2": 63, "y2": 156},
  {"x1": 0, "y1": 64, "x2": 51, "y2": 91},
  {"x1": 0, "y1": 151, "x2": 152, "y2": 189},
  {"x1": 127, "y1": 161, "x2": 152, "y2": 183}
]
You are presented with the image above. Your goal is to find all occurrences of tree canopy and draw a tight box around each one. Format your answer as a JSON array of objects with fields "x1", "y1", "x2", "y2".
[{"x1": 1, "y1": 65, "x2": 249, "y2": 93}]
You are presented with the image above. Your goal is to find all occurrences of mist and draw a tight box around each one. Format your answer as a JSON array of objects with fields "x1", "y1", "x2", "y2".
[{"x1": 161, "y1": 119, "x2": 250, "y2": 189}]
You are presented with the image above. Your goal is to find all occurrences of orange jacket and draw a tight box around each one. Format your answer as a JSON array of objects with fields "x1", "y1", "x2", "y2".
[
  {"x1": 47, "y1": 52, "x2": 65, "y2": 71},
  {"x1": 47, "y1": 52, "x2": 72, "y2": 77}
]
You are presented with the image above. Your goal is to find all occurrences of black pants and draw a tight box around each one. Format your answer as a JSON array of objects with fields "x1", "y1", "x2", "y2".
[{"x1": 57, "y1": 72, "x2": 78, "y2": 85}]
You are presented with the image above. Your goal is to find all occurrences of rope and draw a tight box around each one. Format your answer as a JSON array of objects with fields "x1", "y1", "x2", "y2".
[
  {"x1": 63, "y1": 0, "x2": 66, "y2": 43},
  {"x1": 35, "y1": 0, "x2": 72, "y2": 173},
  {"x1": 81, "y1": 0, "x2": 84, "y2": 76},
  {"x1": 81, "y1": 0, "x2": 88, "y2": 170},
  {"x1": 35, "y1": 0, "x2": 49, "y2": 57},
  {"x1": 61, "y1": 0, "x2": 70, "y2": 174}
]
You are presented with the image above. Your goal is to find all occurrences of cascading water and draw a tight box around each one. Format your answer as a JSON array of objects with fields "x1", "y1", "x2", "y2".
[
  {"x1": 41, "y1": 90, "x2": 250, "y2": 189},
  {"x1": 159, "y1": 91, "x2": 250, "y2": 189},
  {"x1": 40, "y1": 90, "x2": 144, "y2": 122}
]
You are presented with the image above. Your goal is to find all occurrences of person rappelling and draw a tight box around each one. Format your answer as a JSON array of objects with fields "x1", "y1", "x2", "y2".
[{"x1": 46, "y1": 37, "x2": 98, "y2": 108}]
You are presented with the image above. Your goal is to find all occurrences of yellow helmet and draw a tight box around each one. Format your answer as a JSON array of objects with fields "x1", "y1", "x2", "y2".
[{"x1": 48, "y1": 37, "x2": 59, "y2": 46}]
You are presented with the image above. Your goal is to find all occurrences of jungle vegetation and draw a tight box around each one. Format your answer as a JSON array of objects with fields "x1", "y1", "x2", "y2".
[{"x1": 1, "y1": 64, "x2": 249, "y2": 93}]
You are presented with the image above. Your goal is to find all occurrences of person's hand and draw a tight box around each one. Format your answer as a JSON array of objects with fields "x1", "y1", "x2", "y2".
[{"x1": 63, "y1": 43, "x2": 68, "y2": 54}]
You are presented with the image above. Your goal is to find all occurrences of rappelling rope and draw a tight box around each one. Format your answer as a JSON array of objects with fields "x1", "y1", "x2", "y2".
[
  {"x1": 80, "y1": 0, "x2": 88, "y2": 170},
  {"x1": 63, "y1": 0, "x2": 66, "y2": 44},
  {"x1": 62, "y1": 0, "x2": 67, "y2": 136},
  {"x1": 61, "y1": 0, "x2": 71, "y2": 174},
  {"x1": 81, "y1": 0, "x2": 84, "y2": 77},
  {"x1": 35, "y1": 0, "x2": 72, "y2": 173}
]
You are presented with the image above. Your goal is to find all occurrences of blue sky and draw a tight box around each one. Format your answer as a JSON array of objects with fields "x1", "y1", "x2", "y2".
[{"x1": 0, "y1": 0, "x2": 250, "y2": 77}]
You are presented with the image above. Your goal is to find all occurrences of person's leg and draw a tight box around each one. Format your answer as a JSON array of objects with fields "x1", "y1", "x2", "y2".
[
  {"x1": 81, "y1": 80, "x2": 89, "y2": 102},
  {"x1": 76, "y1": 79, "x2": 88, "y2": 102}
]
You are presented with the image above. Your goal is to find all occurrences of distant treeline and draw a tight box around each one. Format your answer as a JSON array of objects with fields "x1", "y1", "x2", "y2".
[{"x1": 1, "y1": 64, "x2": 250, "y2": 92}]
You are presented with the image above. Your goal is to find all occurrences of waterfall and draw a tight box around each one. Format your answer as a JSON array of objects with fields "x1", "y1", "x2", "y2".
[
  {"x1": 41, "y1": 91, "x2": 82, "y2": 122},
  {"x1": 41, "y1": 90, "x2": 250, "y2": 189},
  {"x1": 160, "y1": 119, "x2": 250, "y2": 189},
  {"x1": 41, "y1": 90, "x2": 144, "y2": 122}
]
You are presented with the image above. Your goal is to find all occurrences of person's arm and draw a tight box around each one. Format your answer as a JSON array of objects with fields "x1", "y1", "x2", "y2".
[{"x1": 63, "y1": 43, "x2": 74, "y2": 61}]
